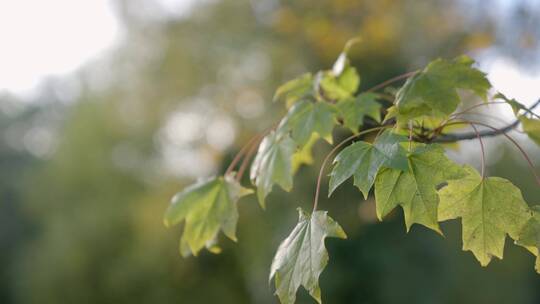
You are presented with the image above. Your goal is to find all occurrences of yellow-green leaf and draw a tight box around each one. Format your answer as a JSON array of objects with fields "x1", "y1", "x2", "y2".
[
  {"x1": 375, "y1": 144, "x2": 465, "y2": 233},
  {"x1": 319, "y1": 65, "x2": 360, "y2": 101},
  {"x1": 164, "y1": 174, "x2": 253, "y2": 257},
  {"x1": 438, "y1": 166, "x2": 531, "y2": 266},
  {"x1": 273, "y1": 73, "x2": 314, "y2": 108}
]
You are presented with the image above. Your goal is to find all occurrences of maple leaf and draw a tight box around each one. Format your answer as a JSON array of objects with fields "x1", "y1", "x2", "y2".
[
  {"x1": 270, "y1": 208, "x2": 346, "y2": 304},
  {"x1": 328, "y1": 130, "x2": 408, "y2": 199},
  {"x1": 375, "y1": 144, "x2": 465, "y2": 233},
  {"x1": 520, "y1": 116, "x2": 540, "y2": 146},
  {"x1": 273, "y1": 73, "x2": 314, "y2": 108},
  {"x1": 516, "y1": 206, "x2": 540, "y2": 273},
  {"x1": 396, "y1": 56, "x2": 491, "y2": 120},
  {"x1": 278, "y1": 100, "x2": 338, "y2": 147},
  {"x1": 163, "y1": 174, "x2": 253, "y2": 257},
  {"x1": 337, "y1": 92, "x2": 382, "y2": 133},
  {"x1": 319, "y1": 64, "x2": 360, "y2": 101},
  {"x1": 250, "y1": 131, "x2": 296, "y2": 208},
  {"x1": 438, "y1": 166, "x2": 531, "y2": 266}
]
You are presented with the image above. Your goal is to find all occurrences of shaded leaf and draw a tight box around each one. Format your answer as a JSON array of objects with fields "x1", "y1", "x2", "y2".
[
  {"x1": 274, "y1": 73, "x2": 314, "y2": 108},
  {"x1": 164, "y1": 174, "x2": 253, "y2": 257},
  {"x1": 438, "y1": 166, "x2": 531, "y2": 266},
  {"x1": 337, "y1": 92, "x2": 382, "y2": 133},
  {"x1": 329, "y1": 130, "x2": 408, "y2": 198},
  {"x1": 396, "y1": 56, "x2": 491, "y2": 120},
  {"x1": 278, "y1": 100, "x2": 338, "y2": 146},
  {"x1": 375, "y1": 144, "x2": 465, "y2": 233},
  {"x1": 270, "y1": 208, "x2": 346, "y2": 304},
  {"x1": 516, "y1": 206, "x2": 540, "y2": 273},
  {"x1": 250, "y1": 131, "x2": 296, "y2": 208}
]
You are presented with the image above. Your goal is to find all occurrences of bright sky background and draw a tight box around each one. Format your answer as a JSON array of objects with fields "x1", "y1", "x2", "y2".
[
  {"x1": 0, "y1": 0, "x2": 120, "y2": 96},
  {"x1": 0, "y1": 0, "x2": 538, "y2": 108}
]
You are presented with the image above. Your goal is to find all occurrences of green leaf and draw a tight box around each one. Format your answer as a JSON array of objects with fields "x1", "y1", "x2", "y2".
[
  {"x1": 250, "y1": 131, "x2": 296, "y2": 208},
  {"x1": 319, "y1": 64, "x2": 360, "y2": 101},
  {"x1": 270, "y1": 208, "x2": 347, "y2": 304},
  {"x1": 328, "y1": 130, "x2": 408, "y2": 199},
  {"x1": 375, "y1": 144, "x2": 465, "y2": 233},
  {"x1": 438, "y1": 166, "x2": 531, "y2": 266},
  {"x1": 520, "y1": 116, "x2": 540, "y2": 146},
  {"x1": 273, "y1": 73, "x2": 314, "y2": 108},
  {"x1": 278, "y1": 100, "x2": 338, "y2": 146},
  {"x1": 337, "y1": 92, "x2": 382, "y2": 133},
  {"x1": 516, "y1": 206, "x2": 540, "y2": 273},
  {"x1": 164, "y1": 174, "x2": 253, "y2": 257},
  {"x1": 396, "y1": 56, "x2": 491, "y2": 120}
]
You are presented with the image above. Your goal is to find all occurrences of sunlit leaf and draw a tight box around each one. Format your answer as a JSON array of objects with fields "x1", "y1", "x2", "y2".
[
  {"x1": 375, "y1": 144, "x2": 465, "y2": 233},
  {"x1": 328, "y1": 130, "x2": 408, "y2": 198},
  {"x1": 319, "y1": 64, "x2": 360, "y2": 101},
  {"x1": 164, "y1": 174, "x2": 253, "y2": 257},
  {"x1": 270, "y1": 208, "x2": 346, "y2": 304},
  {"x1": 396, "y1": 56, "x2": 491, "y2": 120},
  {"x1": 250, "y1": 131, "x2": 296, "y2": 208},
  {"x1": 274, "y1": 73, "x2": 314, "y2": 108},
  {"x1": 438, "y1": 166, "x2": 531, "y2": 266}
]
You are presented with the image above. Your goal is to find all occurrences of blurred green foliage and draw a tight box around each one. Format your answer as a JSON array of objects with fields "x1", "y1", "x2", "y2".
[{"x1": 1, "y1": 0, "x2": 540, "y2": 303}]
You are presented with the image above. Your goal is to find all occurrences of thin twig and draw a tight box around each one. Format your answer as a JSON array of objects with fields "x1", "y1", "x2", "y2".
[
  {"x1": 313, "y1": 126, "x2": 388, "y2": 211},
  {"x1": 449, "y1": 101, "x2": 508, "y2": 119},
  {"x1": 451, "y1": 120, "x2": 540, "y2": 186},
  {"x1": 428, "y1": 98, "x2": 540, "y2": 143},
  {"x1": 469, "y1": 123, "x2": 486, "y2": 179},
  {"x1": 225, "y1": 134, "x2": 263, "y2": 176},
  {"x1": 366, "y1": 70, "x2": 419, "y2": 93},
  {"x1": 236, "y1": 134, "x2": 264, "y2": 182}
]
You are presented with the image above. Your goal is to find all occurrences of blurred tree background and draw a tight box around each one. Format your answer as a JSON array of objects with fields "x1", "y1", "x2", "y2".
[{"x1": 1, "y1": 0, "x2": 540, "y2": 303}]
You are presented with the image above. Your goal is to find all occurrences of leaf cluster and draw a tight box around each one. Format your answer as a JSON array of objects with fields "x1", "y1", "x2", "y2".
[{"x1": 164, "y1": 41, "x2": 540, "y2": 304}]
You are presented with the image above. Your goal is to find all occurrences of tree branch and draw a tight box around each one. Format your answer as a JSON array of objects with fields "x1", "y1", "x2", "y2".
[{"x1": 422, "y1": 98, "x2": 540, "y2": 143}]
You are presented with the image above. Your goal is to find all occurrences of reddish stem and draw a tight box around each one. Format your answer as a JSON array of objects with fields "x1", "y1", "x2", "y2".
[
  {"x1": 236, "y1": 134, "x2": 264, "y2": 182},
  {"x1": 469, "y1": 123, "x2": 486, "y2": 179},
  {"x1": 366, "y1": 70, "x2": 419, "y2": 93},
  {"x1": 313, "y1": 126, "x2": 388, "y2": 211},
  {"x1": 452, "y1": 120, "x2": 540, "y2": 186}
]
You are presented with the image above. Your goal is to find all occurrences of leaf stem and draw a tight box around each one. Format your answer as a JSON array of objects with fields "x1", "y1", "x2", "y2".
[
  {"x1": 225, "y1": 134, "x2": 263, "y2": 176},
  {"x1": 312, "y1": 126, "x2": 388, "y2": 211},
  {"x1": 236, "y1": 134, "x2": 264, "y2": 182},
  {"x1": 408, "y1": 120, "x2": 413, "y2": 152},
  {"x1": 450, "y1": 120, "x2": 540, "y2": 186},
  {"x1": 469, "y1": 123, "x2": 486, "y2": 179}
]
